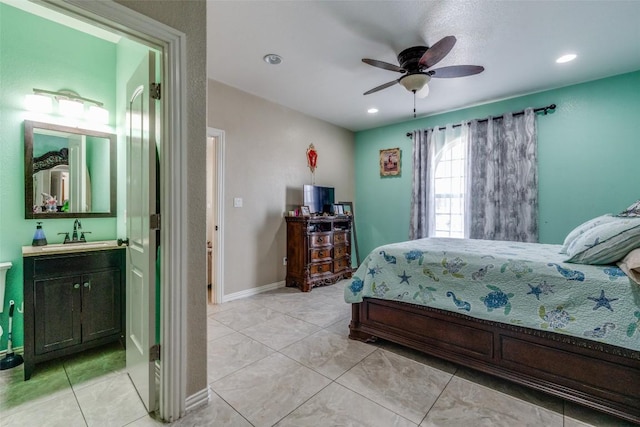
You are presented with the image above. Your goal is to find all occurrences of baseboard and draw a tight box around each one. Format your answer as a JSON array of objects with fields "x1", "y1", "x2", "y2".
[
  {"x1": 185, "y1": 386, "x2": 210, "y2": 413},
  {"x1": 222, "y1": 280, "x2": 285, "y2": 302}
]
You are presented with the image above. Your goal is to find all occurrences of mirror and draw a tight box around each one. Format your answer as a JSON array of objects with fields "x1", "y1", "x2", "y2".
[{"x1": 24, "y1": 120, "x2": 116, "y2": 219}]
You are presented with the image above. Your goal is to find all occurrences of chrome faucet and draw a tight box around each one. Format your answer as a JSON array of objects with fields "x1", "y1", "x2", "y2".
[
  {"x1": 72, "y1": 219, "x2": 81, "y2": 242},
  {"x1": 59, "y1": 219, "x2": 90, "y2": 244}
]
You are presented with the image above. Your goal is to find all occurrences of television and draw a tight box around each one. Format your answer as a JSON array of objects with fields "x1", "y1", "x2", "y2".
[{"x1": 303, "y1": 185, "x2": 335, "y2": 214}]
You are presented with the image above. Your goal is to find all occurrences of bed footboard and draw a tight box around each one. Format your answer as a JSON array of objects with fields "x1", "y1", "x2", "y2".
[{"x1": 349, "y1": 298, "x2": 640, "y2": 424}]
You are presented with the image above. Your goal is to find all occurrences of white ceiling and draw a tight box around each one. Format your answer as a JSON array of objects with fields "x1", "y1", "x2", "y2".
[{"x1": 207, "y1": 1, "x2": 640, "y2": 132}]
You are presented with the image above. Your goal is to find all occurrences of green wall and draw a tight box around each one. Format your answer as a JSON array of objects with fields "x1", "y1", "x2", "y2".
[
  {"x1": 354, "y1": 70, "x2": 640, "y2": 257},
  {"x1": 0, "y1": 4, "x2": 117, "y2": 349}
]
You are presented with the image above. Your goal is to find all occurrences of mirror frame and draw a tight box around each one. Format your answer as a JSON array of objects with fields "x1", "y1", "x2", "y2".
[{"x1": 24, "y1": 120, "x2": 117, "y2": 219}]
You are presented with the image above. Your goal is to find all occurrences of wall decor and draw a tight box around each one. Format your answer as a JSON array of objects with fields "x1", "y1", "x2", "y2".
[
  {"x1": 380, "y1": 147, "x2": 400, "y2": 176},
  {"x1": 306, "y1": 143, "x2": 318, "y2": 184}
]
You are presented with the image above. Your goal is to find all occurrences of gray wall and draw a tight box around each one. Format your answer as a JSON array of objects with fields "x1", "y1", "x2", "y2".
[{"x1": 208, "y1": 80, "x2": 355, "y2": 295}]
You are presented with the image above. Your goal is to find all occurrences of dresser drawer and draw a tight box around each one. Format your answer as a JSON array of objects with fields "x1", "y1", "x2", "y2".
[
  {"x1": 310, "y1": 248, "x2": 332, "y2": 262},
  {"x1": 309, "y1": 232, "x2": 332, "y2": 247},
  {"x1": 309, "y1": 262, "x2": 332, "y2": 277},
  {"x1": 333, "y1": 244, "x2": 348, "y2": 259},
  {"x1": 333, "y1": 232, "x2": 348, "y2": 245},
  {"x1": 333, "y1": 258, "x2": 350, "y2": 273}
]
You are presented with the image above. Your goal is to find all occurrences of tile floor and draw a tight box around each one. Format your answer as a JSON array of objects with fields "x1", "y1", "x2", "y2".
[{"x1": 0, "y1": 281, "x2": 635, "y2": 426}]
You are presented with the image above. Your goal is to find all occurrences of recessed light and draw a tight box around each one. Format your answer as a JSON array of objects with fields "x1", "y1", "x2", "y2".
[
  {"x1": 263, "y1": 54, "x2": 282, "y2": 65},
  {"x1": 367, "y1": 108, "x2": 379, "y2": 114},
  {"x1": 556, "y1": 54, "x2": 577, "y2": 64}
]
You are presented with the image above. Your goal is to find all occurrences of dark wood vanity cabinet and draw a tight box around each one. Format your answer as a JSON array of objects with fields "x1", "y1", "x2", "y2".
[
  {"x1": 23, "y1": 248, "x2": 125, "y2": 380},
  {"x1": 285, "y1": 216, "x2": 352, "y2": 292}
]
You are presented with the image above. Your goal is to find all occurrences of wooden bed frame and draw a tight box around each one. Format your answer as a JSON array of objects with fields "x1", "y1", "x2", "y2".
[{"x1": 349, "y1": 297, "x2": 640, "y2": 424}]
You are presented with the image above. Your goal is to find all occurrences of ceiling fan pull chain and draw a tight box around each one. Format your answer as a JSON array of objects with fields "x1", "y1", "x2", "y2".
[{"x1": 413, "y1": 91, "x2": 417, "y2": 118}]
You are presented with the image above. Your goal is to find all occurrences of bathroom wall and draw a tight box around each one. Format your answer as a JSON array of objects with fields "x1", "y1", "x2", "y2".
[
  {"x1": 354, "y1": 71, "x2": 640, "y2": 256},
  {"x1": 0, "y1": 4, "x2": 119, "y2": 350}
]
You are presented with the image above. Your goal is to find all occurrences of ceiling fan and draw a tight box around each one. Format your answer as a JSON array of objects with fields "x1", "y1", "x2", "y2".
[{"x1": 362, "y1": 36, "x2": 484, "y2": 112}]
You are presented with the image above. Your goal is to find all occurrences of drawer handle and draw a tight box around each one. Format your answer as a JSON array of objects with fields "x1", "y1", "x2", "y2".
[
  {"x1": 317, "y1": 237, "x2": 323, "y2": 243},
  {"x1": 74, "y1": 283, "x2": 80, "y2": 289}
]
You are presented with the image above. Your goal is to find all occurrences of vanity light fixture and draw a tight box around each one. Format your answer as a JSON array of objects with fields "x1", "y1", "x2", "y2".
[
  {"x1": 58, "y1": 98, "x2": 84, "y2": 118},
  {"x1": 25, "y1": 93, "x2": 53, "y2": 114},
  {"x1": 26, "y1": 88, "x2": 110, "y2": 124}
]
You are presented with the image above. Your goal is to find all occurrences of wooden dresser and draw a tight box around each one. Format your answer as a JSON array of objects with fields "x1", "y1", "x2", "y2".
[{"x1": 285, "y1": 216, "x2": 352, "y2": 292}]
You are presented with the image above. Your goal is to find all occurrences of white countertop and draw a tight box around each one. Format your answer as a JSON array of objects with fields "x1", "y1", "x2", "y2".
[{"x1": 22, "y1": 240, "x2": 121, "y2": 257}]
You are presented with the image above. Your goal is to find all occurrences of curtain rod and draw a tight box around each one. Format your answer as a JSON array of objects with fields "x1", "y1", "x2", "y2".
[{"x1": 405, "y1": 104, "x2": 556, "y2": 138}]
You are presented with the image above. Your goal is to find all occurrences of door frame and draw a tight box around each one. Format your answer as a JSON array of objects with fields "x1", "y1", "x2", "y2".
[
  {"x1": 42, "y1": 0, "x2": 189, "y2": 421},
  {"x1": 207, "y1": 128, "x2": 225, "y2": 304}
]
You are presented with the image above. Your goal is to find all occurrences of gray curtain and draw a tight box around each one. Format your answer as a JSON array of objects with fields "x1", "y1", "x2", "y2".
[
  {"x1": 409, "y1": 128, "x2": 433, "y2": 239},
  {"x1": 467, "y1": 109, "x2": 538, "y2": 242}
]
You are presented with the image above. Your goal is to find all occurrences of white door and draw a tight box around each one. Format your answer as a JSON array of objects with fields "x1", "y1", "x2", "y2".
[
  {"x1": 206, "y1": 136, "x2": 216, "y2": 304},
  {"x1": 126, "y1": 52, "x2": 157, "y2": 412}
]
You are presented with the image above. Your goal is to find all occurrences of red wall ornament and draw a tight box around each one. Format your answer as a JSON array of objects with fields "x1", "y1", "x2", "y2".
[{"x1": 306, "y1": 143, "x2": 318, "y2": 173}]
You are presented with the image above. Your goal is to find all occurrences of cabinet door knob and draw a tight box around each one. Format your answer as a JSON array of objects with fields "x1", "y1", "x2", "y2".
[
  {"x1": 74, "y1": 283, "x2": 80, "y2": 289},
  {"x1": 83, "y1": 282, "x2": 91, "y2": 289}
]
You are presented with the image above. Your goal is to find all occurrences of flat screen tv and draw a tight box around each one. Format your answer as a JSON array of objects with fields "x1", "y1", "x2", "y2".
[{"x1": 303, "y1": 185, "x2": 335, "y2": 214}]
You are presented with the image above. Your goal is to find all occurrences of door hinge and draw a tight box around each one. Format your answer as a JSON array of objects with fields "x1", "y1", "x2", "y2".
[
  {"x1": 150, "y1": 83, "x2": 161, "y2": 100},
  {"x1": 150, "y1": 213, "x2": 161, "y2": 230},
  {"x1": 150, "y1": 344, "x2": 161, "y2": 362}
]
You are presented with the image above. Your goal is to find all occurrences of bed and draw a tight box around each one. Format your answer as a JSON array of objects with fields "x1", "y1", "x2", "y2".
[{"x1": 345, "y1": 237, "x2": 640, "y2": 423}]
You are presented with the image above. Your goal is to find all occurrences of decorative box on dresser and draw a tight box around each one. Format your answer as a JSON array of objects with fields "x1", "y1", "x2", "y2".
[{"x1": 285, "y1": 215, "x2": 352, "y2": 292}]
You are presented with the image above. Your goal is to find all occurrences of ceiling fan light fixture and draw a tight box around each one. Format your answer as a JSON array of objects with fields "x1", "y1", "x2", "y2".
[
  {"x1": 398, "y1": 73, "x2": 431, "y2": 92},
  {"x1": 263, "y1": 53, "x2": 283, "y2": 65}
]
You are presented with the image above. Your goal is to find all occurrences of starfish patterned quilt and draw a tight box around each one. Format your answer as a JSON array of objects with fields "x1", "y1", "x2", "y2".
[{"x1": 344, "y1": 238, "x2": 640, "y2": 351}]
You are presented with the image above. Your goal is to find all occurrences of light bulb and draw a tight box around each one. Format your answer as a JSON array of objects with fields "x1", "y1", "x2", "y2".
[{"x1": 25, "y1": 94, "x2": 53, "y2": 113}]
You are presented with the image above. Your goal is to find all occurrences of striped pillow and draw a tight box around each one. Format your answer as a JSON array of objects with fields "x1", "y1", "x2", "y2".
[
  {"x1": 560, "y1": 214, "x2": 616, "y2": 254},
  {"x1": 565, "y1": 217, "x2": 640, "y2": 265}
]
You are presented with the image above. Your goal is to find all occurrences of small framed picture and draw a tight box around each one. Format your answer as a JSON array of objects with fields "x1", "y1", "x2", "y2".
[
  {"x1": 340, "y1": 201, "x2": 353, "y2": 216},
  {"x1": 300, "y1": 205, "x2": 311, "y2": 216},
  {"x1": 380, "y1": 147, "x2": 401, "y2": 176},
  {"x1": 333, "y1": 204, "x2": 344, "y2": 215}
]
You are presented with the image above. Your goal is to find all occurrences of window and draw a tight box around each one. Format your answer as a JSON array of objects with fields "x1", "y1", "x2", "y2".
[{"x1": 433, "y1": 138, "x2": 465, "y2": 238}]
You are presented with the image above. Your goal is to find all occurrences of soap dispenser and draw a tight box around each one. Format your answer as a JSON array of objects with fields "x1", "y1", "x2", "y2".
[{"x1": 32, "y1": 222, "x2": 48, "y2": 246}]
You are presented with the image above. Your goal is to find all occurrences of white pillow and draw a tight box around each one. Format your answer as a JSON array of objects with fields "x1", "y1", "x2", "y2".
[
  {"x1": 565, "y1": 217, "x2": 640, "y2": 264},
  {"x1": 560, "y1": 214, "x2": 616, "y2": 254}
]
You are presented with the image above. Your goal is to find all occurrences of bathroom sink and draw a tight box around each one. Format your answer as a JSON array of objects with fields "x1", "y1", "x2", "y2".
[
  {"x1": 41, "y1": 242, "x2": 110, "y2": 251},
  {"x1": 22, "y1": 240, "x2": 119, "y2": 256}
]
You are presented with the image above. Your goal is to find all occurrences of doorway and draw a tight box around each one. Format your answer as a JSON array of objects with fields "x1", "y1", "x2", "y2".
[
  {"x1": 206, "y1": 128, "x2": 225, "y2": 305},
  {"x1": 12, "y1": 0, "x2": 191, "y2": 422}
]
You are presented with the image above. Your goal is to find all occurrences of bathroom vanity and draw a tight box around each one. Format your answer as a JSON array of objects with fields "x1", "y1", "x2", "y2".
[{"x1": 22, "y1": 241, "x2": 124, "y2": 380}]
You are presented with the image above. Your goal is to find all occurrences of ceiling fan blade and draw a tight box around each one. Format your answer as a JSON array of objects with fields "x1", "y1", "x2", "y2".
[
  {"x1": 416, "y1": 84, "x2": 429, "y2": 98},
  {"x1": 362, "y1": 58, "x2": 405, "y2": 73},
  {"x1": 363, "y1": 79, "x2": 398, "y2": 95},
  {"x1": 418, "y1": 35, "x2": 457, "y2": 69},
  {"x1": 429, "y1": 65, "x2": 485, "y2": 78}
]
